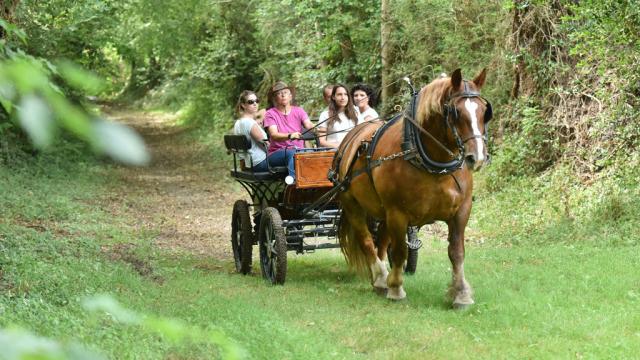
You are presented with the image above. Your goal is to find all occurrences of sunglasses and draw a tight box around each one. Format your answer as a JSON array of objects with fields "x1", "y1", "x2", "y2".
[{"x1": 245, "y1": 99, "x2": 259, "y2": 105}]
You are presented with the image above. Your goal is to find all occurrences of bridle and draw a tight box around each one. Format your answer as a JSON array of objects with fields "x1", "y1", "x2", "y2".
[{"x1": 443, "y1": 80, "x2": 493, "y2": 148}]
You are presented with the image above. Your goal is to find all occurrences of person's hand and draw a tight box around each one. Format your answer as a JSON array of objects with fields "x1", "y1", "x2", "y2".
[{"x1": 289, "y1": 132, "x2": 302, "y2": 140}]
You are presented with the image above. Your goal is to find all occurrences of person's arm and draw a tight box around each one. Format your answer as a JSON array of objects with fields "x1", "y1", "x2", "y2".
[
  {"x1": 263, "y1": 111, "x2": 299, "y2": 141},
  {"x1": 302, "y1": 118, "x2": 314, "y2": 130},
  {"x1": 363, "y1": 109, "x2": 380, "y2": 122},
  {"x1": 317, "y1": 126, "x2": 330, "y2": 148},
  {"x1": 267, "y1": 125, "x2": 301, "y2": 141},
  {"x1": 316, "y1": 125, "x2": 338, "y2": 148},
  {"x1": 249, "y1": 124, "x2": 267, "y2": 143},
  {"x1": 250, "y1": 124, "x2": 269, "y2": 151}
]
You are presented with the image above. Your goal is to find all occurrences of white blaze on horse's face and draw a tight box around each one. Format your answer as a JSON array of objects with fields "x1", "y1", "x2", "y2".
[{"x1": 463, "y1": 98, "x2": 485, "y2": 170}]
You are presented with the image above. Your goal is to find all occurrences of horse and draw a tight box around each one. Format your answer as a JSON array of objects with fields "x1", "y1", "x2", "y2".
[{"x1": 333, "y1": 68, "x2": 491, "y2": 308}]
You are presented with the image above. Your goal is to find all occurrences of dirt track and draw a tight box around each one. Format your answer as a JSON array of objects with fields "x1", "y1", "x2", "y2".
[{"x1": 103, "y1": 109, "x2": 236, "y2": 260}]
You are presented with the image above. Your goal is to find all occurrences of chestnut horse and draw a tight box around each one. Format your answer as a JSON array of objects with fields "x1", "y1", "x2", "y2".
[{"x1": 334, "y1": 68, "x2": 491, "y2": 308}]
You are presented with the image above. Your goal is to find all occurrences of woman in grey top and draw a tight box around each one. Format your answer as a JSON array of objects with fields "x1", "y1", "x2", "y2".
[{"x1": 233, "y1": 90, "x2": 269, "y2": 171}]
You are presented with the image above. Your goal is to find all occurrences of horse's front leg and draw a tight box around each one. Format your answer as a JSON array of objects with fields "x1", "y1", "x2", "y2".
[
  {"x1": 447, "y1": 202, "x2": 474, "y2": 309},
  {"x1": 385, "y1": 213, "x2": 408, "y2": 300}
]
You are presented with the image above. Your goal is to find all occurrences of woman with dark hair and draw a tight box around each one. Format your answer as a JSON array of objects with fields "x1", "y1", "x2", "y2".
[
  {"x1": 317, "y1": 84, "x2": 359, "y2": 149},
  {"x1": 233, "y1": 90, "x2": 268, "y2": 171},
  {"x1": 351, "y1": 83, "x2": 379, "y2": 122}
]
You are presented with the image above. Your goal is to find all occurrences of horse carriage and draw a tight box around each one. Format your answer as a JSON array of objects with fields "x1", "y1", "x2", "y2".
[
  {"x1": 224, "y1": 134, "x2": 421, "y2": 285},
  {"x1": 225, "y1": 68, "x2": 492, "y2": 308}
]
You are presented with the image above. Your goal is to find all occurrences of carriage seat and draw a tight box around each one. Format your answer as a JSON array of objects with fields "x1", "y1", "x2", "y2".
[{"x1": 224, "y1": 134, "x2": 287, "y2": 181}]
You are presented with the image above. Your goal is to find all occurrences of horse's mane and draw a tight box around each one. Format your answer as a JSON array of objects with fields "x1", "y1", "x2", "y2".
[{"x1": 415, "y1": 77, "x2": 451, "y2": 127}]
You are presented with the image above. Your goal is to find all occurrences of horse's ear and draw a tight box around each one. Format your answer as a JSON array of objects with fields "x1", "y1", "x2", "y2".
[
  {"x1": 473, "y1": 68, "x2": 487, "y2": 89},
  {"x1": 451, "y1": 68, "x2": 462, "y2": 90}
]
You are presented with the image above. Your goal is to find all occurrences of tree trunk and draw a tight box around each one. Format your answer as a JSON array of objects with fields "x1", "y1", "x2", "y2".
[
  {"x1": 1, "y1": 1, "x2": 21, "y2": 39},
  {"x1": 119, "y1": 54, "x2": 162, "y2": 102},
  {"x1": 340, "y1": 35, "x2": 357, "y2": 83},
  {"x1": 510, "y1": 1, "x2": 524, "y2": 99},
  {"x1": 380, "y1": 0, "x2": 392, "y2": 113}
]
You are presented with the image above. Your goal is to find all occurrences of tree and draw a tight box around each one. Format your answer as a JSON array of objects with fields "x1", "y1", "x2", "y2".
[
  {"x1": 380, "y1": 0, "x2": 392, "y2": 112},
  {"x1": 0, "y1": 1, "x2": 20, "y2": 39}
]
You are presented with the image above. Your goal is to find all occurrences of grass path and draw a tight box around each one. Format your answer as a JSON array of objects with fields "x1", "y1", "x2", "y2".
[{"x1": 101, "y1": 109, "x2": 238, "y2": 259}]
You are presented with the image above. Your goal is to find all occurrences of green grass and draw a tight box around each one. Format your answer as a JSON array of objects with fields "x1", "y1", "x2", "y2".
[
  {"x1": 153, "y1": 242, "x2": 640, "y2": 359},
  {"x1": 2, "y1": 143, "x2": 640, "y2": 359}
]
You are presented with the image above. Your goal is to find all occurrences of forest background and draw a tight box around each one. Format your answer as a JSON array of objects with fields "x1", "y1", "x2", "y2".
[
  {"x1": 1, "y1": 0, "x2": 639, "y2": 359},
  {"x1": 3, "y1": 0, "x2": 639, "y2": 190}
]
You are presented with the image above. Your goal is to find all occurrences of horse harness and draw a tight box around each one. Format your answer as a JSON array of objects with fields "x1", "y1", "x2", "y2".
[{"x1": 328, "y1": 80, "x2": 492, "y2": 194}]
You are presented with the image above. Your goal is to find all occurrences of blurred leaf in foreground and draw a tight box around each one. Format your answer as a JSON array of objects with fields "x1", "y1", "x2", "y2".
[
  {"x1": 92, "y1": 119, "x2": 150, "y2": 166},
  {"x1": 0, "y1": 328, "x2": 104, "y2": 360},
  {"x1": 57, "y1": 60, "x2": 106, "y2": 95},
  {"x1": 17, "y1": 94, "x2": 55, "y2": 148},
  {"x1": 83, "y1": 295, "x2": 247, "y2": 359},
  {"x1": 2, "y1": 58, "x2": 149, "y2": 166}
]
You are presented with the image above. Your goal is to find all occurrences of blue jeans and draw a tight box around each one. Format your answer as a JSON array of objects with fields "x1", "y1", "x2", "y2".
[
  {"x1": 268, "y1": 148, "x2": 298, "y2": 178},
  {"x1": 250, "y1": 159, "x2": 269, "y2": 172}
]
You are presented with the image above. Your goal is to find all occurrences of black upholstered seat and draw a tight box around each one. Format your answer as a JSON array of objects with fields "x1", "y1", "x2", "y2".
[
  {"x1": 229, "y1": 167, "x2": 288, "y2": 182},
  {"x1": 224, "y1": 134, "x2": 288, "y2": 182}
]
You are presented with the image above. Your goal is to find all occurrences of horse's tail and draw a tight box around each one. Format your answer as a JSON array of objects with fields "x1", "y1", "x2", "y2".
[{"x1": 338, "y1": 209, "x2": 370, "y2": 275}]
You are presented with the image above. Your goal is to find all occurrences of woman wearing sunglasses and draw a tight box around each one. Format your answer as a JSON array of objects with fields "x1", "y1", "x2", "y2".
[{"x1": 233, "y1": 90, "x2": 269, "y2": 171}]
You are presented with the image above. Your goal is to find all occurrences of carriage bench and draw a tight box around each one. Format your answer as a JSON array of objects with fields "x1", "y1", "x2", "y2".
[{"x1": 224, "y1": 134, "x2": 287, "y2": 181}]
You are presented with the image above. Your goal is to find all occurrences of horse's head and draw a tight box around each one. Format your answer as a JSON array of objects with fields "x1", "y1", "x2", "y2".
[{"x1": 446, "y1": 68, "x2": 492, "y2": 171}]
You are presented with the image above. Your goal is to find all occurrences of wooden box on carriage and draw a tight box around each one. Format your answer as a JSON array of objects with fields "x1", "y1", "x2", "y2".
[{"x1": 293, "y1": 151, "x2": 335, "y2": 189}]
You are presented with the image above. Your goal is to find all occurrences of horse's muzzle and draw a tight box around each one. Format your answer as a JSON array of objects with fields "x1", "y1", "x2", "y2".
[{"x1": 465, "y1": 153, "x2": 485, "y2": 171}]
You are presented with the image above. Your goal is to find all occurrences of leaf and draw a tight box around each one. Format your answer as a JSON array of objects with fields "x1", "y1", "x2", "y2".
[
  {"x1": 144, "y1": 318, "x2": 188, "y2": 343},
  {"x1": 8, "y1": 60, "x2": 49, "y2": 93},
  {"x1": 0, "y1": 328, "x2": 104, "y2": 360},
  {"x1": 0, "y1": 328, "x2": 63, "y2": 360},
  {"x1": 18, "y1": 94, "x2": 55, "y2": 149},
  {"x1": 82, "y1": 295, "x2": 141, "y2": 324},
  {"x1": 45, "y1": 91, "x2": 94, "y2": 140},
  {"x1": 0, "y1": 86, "x2": 14, "y2": 114},
  {"x1": 57, "y1": 61, "x2": 106, "y2": 95},
  {"x1": 92, "y1": 119, "x2": 150, "y2": 166}
]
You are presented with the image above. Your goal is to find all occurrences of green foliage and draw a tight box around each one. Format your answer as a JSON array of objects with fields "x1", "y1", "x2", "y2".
[
  {"x1": 501, "y1": 0, "x2": 639, "y2": 177},
  {"x1": 485, "y1": 102, "x2": 559, "y2": 185},
  {"x1": 0, "y1": 153, "x2": 241, "y2": 359},
  {"x1": 0, "y1": 57, "x2": 149, "y2": 165}
]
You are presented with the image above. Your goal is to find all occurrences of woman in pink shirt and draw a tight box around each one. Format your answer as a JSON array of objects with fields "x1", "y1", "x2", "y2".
[{"x1": 263, "y1": 81, "x2": 314, "y2": 184}]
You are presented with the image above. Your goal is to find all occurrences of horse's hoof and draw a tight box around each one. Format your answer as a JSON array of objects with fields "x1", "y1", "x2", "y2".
[
  {"x1": 373, "y1": 286, "x2": 388, "y2": 296},
  {"x1": 386, "y1": 286, "x2": 406, "y2": 301},
  {"x1": 452, "y1": 302, "x2": 473, "y2": 310}
]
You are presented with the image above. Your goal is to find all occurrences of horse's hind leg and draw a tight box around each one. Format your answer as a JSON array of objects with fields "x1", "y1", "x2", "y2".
[
  {"x1": 342, "y1": 201, "x2": 387, "y2": 294},
  {"x1": 371, "y1": 220, "x2": 390, "y2": 291},
  {"x1": 447, "y1": 205, "x2": 474, "y2": 309},
  {"x1": 385, "y1": 213, "x2": 408, "y2": 300},
  {"x1": 354, "y1": 216, "x2": 388, "y2": 294}
]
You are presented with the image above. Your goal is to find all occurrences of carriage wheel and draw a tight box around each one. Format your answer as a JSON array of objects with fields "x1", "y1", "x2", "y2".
[
  {"x1": 258, "y1": 207, "x2": 287, "y2": 285},
  {"x1": 388, "y1": 226, "x2": 420, "y2": 275},
  {"x1": 403, "y1": 227, "x2": 420, "y2": 274},
  {"x1": 231, "y1": 200, "x2": 253, "y2": 274}
]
